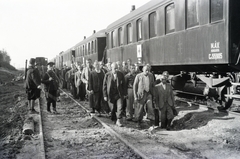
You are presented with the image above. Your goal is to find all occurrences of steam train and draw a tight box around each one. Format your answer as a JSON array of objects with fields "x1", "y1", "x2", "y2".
[{"x1": 53, "y1": 0, "x2": 240, "y2": 109}]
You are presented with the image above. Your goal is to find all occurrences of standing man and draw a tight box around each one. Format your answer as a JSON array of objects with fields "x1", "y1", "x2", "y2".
[
  {"x1": 75, "y1": 64, "x2": 85, "y2": 101},
  {"x1": 25, "y1": 58, "x2": 42, "y2": 113},
  {"x1": 41, "y1": 62, "x2": 59, "y2": 114},
  {"x1": 125, "y1": 64, "x2": 136, "y2": 121},
  {"x1": 60, "y1": 65, "x2": 67, "y2": 89},
  {"x1": 68, "y1": 63, "x2": 77, "y2": 98},
  {"x1": 134, "y1": 62, "x2": 142, "y2": 74},
  {"x1": 89, "y1": 61, "x2": 105, "y2": 116},
  {"x1": 127, "y1": 58, "x2": 132, "y2": 69},
  {"x1": 155, "y1": 71, "x2": 175, "y2": 130},
  {"x1": 133, "y1": 65, "x2": 155, "y2": 128},
  {"x1": 103, "y1": 62, "x2": 127, "y2": 127},
  {"x1": 99, "y1": 61, "x2": 108, "y2": 74},
  {"x1": 116, "y1": 61, "x2": 123, "y2": 73},
  {"x1": 106, "y1": 62, "x2": 112, "y2": 72},
  {"x1": 81, "y1": 59, "x2": 94, "y2": 111},
  {"x1": 122, "y1": 61, "x2": 130, "y2": 76}
]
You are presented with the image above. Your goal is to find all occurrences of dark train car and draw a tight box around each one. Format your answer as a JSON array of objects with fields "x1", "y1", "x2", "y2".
[
  {"x1": 106, "y1": 0, "x2": 240, "y2": 72},
  {"x1": 105, "y1": 0, "x2": 240, "y2": 108},
  {"x1": 74, "y1": 30, "x2": 106, "y2": 65}
]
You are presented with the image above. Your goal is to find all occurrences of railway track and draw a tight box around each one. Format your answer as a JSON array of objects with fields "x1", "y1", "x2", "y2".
[
  {"x1": 35, "y1": 89, "x2": 240, "y2": 159},
  {"x1": 37, "y1": 89, "x2": 144, "y2": 159}
]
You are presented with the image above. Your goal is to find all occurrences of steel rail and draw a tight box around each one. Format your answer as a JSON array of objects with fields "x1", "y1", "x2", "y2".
[
  {"x1": 37, "y1": 96, "x2": 46, "y2": 159},
  {"x1": 59, "y1": 88, "x2": 148, "y2": 159}
]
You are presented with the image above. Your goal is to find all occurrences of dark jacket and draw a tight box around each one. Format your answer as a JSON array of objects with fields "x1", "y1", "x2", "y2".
[
  {"x1": 25, "y1": 66, "x2": 41, "y2": 89},
  {"x1": 89, "y1": 70, "x2": 105, "y2": 93},
  {"x1": 125, "y1": 72, "x2": 136, "y2": 89},
  {"x1": 155, "y1": 83, "x2": 175, "y2": 110},
  {"x1": 103, "y1": 71, "x2": 126, "y2": 103},
  {"x1": 41, "y1": 70, "x2": 59, "y2": 91}
]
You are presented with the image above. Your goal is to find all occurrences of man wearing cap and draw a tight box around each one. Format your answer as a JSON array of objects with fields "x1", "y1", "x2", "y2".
[
  {"x1": 25, "y1": 58, "x2": 42, "y2": 113},
  {"x1": 42, "y1": 62, "x2": 59, "y2": 114}
]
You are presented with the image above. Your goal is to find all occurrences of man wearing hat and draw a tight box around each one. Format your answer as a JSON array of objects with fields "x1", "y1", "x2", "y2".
[
  {"x1": 25, "y1": 58, "x2": 42, "y2": 113},
  {"x1": 41, "y1": 62, "x2": 59, "y2": 114}
]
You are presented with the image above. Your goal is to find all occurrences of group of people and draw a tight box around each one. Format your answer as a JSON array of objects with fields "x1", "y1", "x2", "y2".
[
  {"x1": 25, "y1": 57, "x2": 177, "y2": 130},
  {"x1": 56, "y1": 58, "x2": 177, "y2": 130},
  {"x1": 25, "y1": 58, "x2": 60, "y2": 114}
]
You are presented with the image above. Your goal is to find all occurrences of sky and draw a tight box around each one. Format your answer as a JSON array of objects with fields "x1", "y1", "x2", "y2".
[{"x1": 0, "y1": 0, "x2": 149, "y2": 68}]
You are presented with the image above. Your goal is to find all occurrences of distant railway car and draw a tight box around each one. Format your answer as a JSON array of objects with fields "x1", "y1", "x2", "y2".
[
  {"x1": 74, "y1": 30, "x2": 106, "y2": 65},
  {"x1": 58, "y1": 48, "x2": 75, "y2": 68},
  {"x1": 105, "y1": 0, "x2": 240, "y2": 108},
  {"x1": 55, "y1": 51, "x2": 64, "y2": 69}
]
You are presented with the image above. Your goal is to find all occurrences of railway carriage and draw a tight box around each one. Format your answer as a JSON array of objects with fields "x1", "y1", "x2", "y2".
[
  {"x1": 74, "y1": 30, "x2": 106, "y2": 65},
  {"x1": 56, "y1": 48, "x2": 75, "y2": 68},
  {"x1": 52, "y1": 0, "x2": 240, "y2": 109},
  {"x1": 105, "y1": 0, "x2": 240, "y2": 109}
]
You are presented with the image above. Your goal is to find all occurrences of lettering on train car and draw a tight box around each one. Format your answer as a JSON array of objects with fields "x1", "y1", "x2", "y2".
[{"x1": 209, "y1": 41, "x2": 222, "y2": 60}]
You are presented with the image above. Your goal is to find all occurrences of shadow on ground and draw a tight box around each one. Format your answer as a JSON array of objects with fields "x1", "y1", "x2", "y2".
[{"x1": 171, "y1": 106, "x2": 234, "y2": 131}]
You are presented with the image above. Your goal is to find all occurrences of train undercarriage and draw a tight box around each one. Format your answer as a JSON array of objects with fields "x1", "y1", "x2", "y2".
[{"x1": 152, "y1": 64, "x2": 240, "y2": 110}]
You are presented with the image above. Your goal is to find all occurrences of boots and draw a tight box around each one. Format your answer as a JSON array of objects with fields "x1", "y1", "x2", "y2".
[
  {"x1": 166, "y1": 119, "x2": 173, "y2": 131},
  {"x1": 116, "y1": 119, "x2": 123, "y2": 127},
  {"x1": 53, "y1": 107, "x2": 57, "y2": 114}
]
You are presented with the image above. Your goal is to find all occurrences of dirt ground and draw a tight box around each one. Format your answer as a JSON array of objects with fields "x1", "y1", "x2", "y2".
[
  {"x1": 0, "y1": 69, "x2": 28, "y2": 159},
  {"x1": 1, "y1": 68, "x2": 240, "y2": 159}
]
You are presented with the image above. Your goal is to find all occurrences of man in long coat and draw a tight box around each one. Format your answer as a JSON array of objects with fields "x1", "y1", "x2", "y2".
[
  {"x1": 25, "y1": 58, "x2": 42, "y2": 113},
  {"x1": 103, "y1": 62, "x2": 126, "y2": 127},
  {"x1": 89, "y1": 61, "x2": 105, "y2": 115},
  {"x1": 75, "y1": 65, "x2": 85, "y2": 100}
]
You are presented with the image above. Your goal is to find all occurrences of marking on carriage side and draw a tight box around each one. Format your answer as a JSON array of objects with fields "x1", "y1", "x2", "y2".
[{"x1": 209, "y1": 41, "x2": 223, "y2": 60}]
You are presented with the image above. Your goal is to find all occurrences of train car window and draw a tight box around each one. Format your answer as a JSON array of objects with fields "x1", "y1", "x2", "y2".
[
  {"x1": 165, "y1": 3, "x2": 175, "y2": 34},
  {"x1": 95, "y1": 39, "x2": 97, "y2": 52},
  {"x1": 186, "y1": 0, "x2": 199, "y2": 28},
  {"x1": 149, "y1": 12, "x2": 157, "y2": 38},
  {"x1": 106, "y1": 33, "x2": 109, "y2": 49},
  {"x1": 127, "y1": 23, "x2": 133, "y2": 44},
  {"x1": 80, "y1": 47, "x2": 82, "y2": 56},
  {"x1": 137, "y1": 19, "x2": 142, "y2": 41},
  {"x1": 210, "y1": 0, "x2": 223, "y2": 22},
  {"x1": 111, "y1": 31, "x2": 115, "y2": 48},
  {"x1": 118, "y1": 27, "x2": 124, "y2": 46},
  {"x1": 79, "y1": 46, "x2": 81, "y2": 57},
  {"x1": 83, "y1": 45, "x2": 85, "y2": 56},
  {"x1": 92, "y1": 41, "x2": 94, "y2": 54},
  {"x1": 76, "y1": 47, "x2": 78, "y2": 57},
  {"x1": 88, "y1": 42, "x2": 91, "y2": 55}
]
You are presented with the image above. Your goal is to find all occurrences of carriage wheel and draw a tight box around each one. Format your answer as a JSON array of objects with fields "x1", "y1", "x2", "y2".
[{"x1": 220, "y1": 86, "x2": 233, "y2": 110}]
